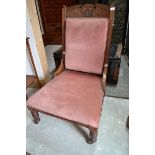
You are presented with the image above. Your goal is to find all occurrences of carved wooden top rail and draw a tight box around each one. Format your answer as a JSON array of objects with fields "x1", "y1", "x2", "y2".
[{"x1": 65, "y1": 4, "x2": 111, "y2": 18}]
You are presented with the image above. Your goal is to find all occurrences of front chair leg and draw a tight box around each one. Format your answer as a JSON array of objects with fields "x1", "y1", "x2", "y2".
[
  {"x1": 87, "y1": 127, "x2": 98, "y2": 144},
  {"x1": 31, "y1": 110, "x2": 40, "y2": 124}
]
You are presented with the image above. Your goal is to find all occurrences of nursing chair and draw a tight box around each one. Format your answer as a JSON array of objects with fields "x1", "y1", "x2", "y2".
[{"x1": 27, "y1": 4, "x2": 115, "y2": 144}]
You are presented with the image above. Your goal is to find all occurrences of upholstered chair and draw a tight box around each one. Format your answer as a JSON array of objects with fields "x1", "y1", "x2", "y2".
[{"x1": 27, "y1": 4, "x2": 115, "y2": 144}]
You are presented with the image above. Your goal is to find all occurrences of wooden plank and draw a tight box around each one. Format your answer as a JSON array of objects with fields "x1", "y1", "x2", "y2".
[
  {"x1": 26, "y1": 75, "x2": 37, "y2": 88},
  {"x1": 27, "y1": 0, "x2": 50, "y2": 84}
]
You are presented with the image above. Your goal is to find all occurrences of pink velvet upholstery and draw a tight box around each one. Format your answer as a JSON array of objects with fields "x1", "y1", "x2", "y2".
[
  {"x1": 27, "y1": 70, "x2": 104, "y2": 128},
  {"x1": 65, "y1": 18, "x2": 109, "y2": 74}
]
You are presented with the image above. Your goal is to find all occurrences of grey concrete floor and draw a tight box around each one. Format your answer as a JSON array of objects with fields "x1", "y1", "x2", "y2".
[
  {"x1": 27, "y1": 46, "x2": 129, "y2": 154},
  {"x1": 106, "y1": 56, "x2": 129, "y2": 99},
  {"x1": 26, "y1": 95, "x2": 129, "y2": 155}
]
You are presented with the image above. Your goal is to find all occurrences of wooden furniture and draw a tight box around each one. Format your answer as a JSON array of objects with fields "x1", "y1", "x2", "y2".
[
  {"x1": 126, "y1": 116, "x2": 129, "y2": 129},
  {"x1": 53, "y1": 43, "x2": 122, "y2": 85},
  {"x1": 27, "y1": 4, "x2": 115, "y2": 144},
  {"x1": 26, "y1": 37, "x2": 41, "y2": 99},
  {"x1": 107, "y1": 43, "x2": 122, "y2": 84}
]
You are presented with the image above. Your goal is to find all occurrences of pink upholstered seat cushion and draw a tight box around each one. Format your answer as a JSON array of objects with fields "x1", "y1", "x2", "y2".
[
  {"x1": 65, "y1": 18, "x2": 109, "y2": 74},
  {"x1": 27, "y1": 70, "x2": 104, "y2": 128}
]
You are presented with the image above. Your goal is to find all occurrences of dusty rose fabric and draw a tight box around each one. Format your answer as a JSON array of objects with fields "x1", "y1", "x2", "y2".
[
  {"x1": 27, "y1": 70, "x2": 104, "y2": 128},
  {"x1": 65, "y1": 18, "x2": 109, "y2": 74}
]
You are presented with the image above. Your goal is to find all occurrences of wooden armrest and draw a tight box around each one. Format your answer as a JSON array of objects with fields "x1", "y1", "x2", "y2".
[
  {"x1": 102, "y1": 64, "x2": 108, "y2": 91},
  {"x1": 54, "y1": 58, "x2": 64, "y2": 77}
]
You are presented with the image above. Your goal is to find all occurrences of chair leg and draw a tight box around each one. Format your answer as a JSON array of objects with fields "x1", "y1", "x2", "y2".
[
  {"x1": 87, "y1": 127, "x2": 98, "y2": 144},
  {"x1": 31, "y1": 110, "x2": 40, "y2": 124},
  {"x1": 26, "y1": 94, "x2": 28, "y2": 100},
  {"x1": 126, "y1": 116, "x2": 129, "y2": 129}
]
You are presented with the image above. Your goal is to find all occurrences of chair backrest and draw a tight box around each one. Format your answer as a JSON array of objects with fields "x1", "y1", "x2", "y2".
[{"x1": 62, "y1": 4, "x2": 115, "y2": 75}]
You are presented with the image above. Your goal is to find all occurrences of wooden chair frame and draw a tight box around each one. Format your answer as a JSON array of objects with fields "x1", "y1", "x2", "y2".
[
  {"x1": 54, "y1": 4, "x2": 115, "y2": 92},
  {"x1": 28, "y1": 4, "x2": 115, "y2": 144}
]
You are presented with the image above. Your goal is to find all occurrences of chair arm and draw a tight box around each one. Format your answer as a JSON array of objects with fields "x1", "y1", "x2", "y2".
[
  {"x1": 102, "y1": 64, "x2": 108, "y2": 91},
  {"x1": 54, "y1": 57, "x2": 65, "y2": 77}
]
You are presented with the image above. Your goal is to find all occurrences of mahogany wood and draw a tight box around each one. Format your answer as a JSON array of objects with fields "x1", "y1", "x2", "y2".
[
  {"x1": 31, "y1": 110, "x2": 40, "y2": 124},
  {"x1": 28, "y1": 4, "x2": 115, "y2": 144},
  {"x1": 28, "y1": 105, "x2": 94, "y2": 129},
  {"x1": 102, "y1": 6, "x2": 115, "y2": 91},
  {"x1": 66, "y1": 4, "x2": 110, "y2": 18},
  {"x1": 60, "y1": 4, "x2": 115, "y2": 92},
  {"x1": 87, "y1": 127, "x2": 98, "y2": 144},
  {"x1": 28, "y1": 107, "x2": 97, "y2": 143},
  {"x1": 126, "y1": 116, "x2": 129, "y2": 129}
]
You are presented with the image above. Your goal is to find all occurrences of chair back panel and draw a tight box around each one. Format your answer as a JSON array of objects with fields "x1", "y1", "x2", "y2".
[{"x1": 65, "y1": 17, "x2": 109, "y2": 74}]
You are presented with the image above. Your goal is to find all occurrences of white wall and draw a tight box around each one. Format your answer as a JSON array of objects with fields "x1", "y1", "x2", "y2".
[
  {"x1": 26, "y1": 48, "x2": 34, "y2": 75},
  {"x1": 26, "y1": 8, "x2": 44, "y2": 79}
]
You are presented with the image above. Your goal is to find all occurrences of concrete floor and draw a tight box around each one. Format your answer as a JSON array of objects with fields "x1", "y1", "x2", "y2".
[
  {"x1": 26, "y1": 96, "x2": 129, "y2": 155},
  {"x1": 106, "y1": 56, "x2": 129, "y2": 99},
  {"x1": 26, "y1": 45, "x2": 129, "y2": 154}
]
